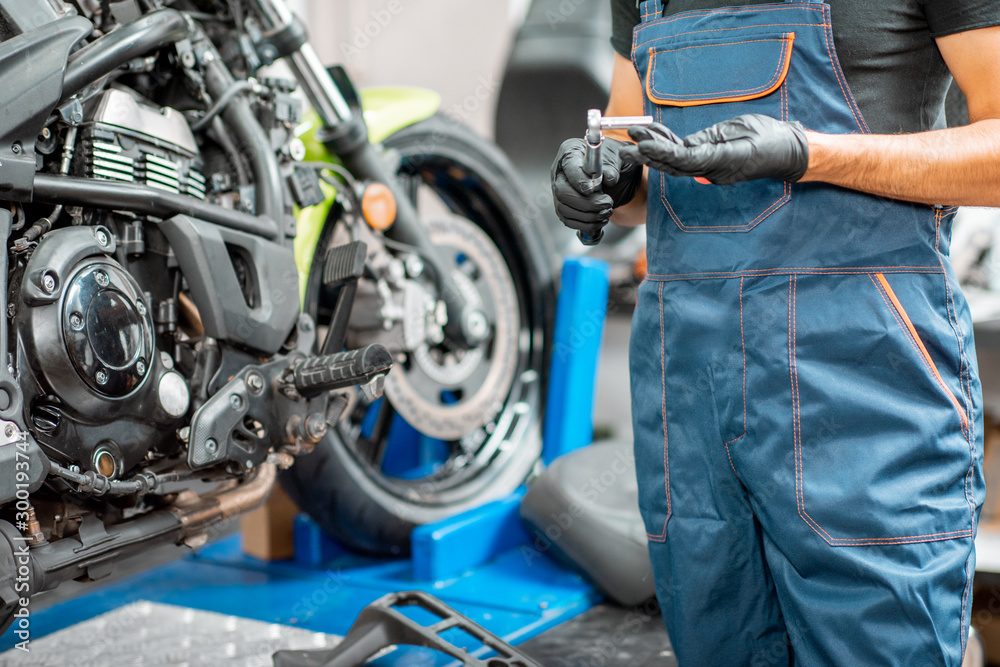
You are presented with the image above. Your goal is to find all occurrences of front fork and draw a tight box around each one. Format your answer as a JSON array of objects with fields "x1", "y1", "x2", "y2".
[{"x1": 248, "y1": 0, "x2": 489, "y2": 349}]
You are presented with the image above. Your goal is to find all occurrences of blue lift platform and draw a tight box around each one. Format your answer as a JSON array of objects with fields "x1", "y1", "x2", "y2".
[{"x1": 0, "y1": 257, "x2": 613, "y2": 665}]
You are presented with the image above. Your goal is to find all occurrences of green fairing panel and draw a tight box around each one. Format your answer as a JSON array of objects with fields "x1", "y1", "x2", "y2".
[{"x1": 293, "y1": 86, "x2": 441, "y2": 303}]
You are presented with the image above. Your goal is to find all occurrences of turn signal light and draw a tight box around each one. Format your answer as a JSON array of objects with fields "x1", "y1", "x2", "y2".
[{"x1": 362, "y1": 183, "x2": 397, "y2": 231}]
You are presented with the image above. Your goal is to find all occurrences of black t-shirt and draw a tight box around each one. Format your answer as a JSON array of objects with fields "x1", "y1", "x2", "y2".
[{"x1": 610, "y1": 0, "x2": 1000, "y2": 134}]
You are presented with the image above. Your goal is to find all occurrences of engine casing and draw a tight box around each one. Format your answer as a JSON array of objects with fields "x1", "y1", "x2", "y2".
[{"x1": 16, "y1": 226, "x2": 186, "y2": 477}]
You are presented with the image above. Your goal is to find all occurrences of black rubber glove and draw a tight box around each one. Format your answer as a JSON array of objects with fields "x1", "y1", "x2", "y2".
[
  {"x1": 550, "y1": 137, "x2": 643, "y2": 237},
  {"x1": 622, "y1": 114, "x2": 809, "y2": 185}
]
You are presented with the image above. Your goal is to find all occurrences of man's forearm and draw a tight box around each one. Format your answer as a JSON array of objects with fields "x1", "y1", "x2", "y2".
[
  {"x1": 800, "y1": 119, "x2": 1000, "y2": 207},
  {"x1": 610, "y1": 168, "x2": 648, "y2": 227}
]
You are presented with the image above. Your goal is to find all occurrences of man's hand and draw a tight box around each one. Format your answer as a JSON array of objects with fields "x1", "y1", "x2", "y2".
[
  {"x1": 623, "y1": 114, "x2": 810, "y2": 185},
  {"x1": 551, "y1": 137, "x2": 643, "y2": 237}
]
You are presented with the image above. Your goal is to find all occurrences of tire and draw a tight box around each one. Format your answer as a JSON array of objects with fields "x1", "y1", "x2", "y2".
[{"x1": 282, "y1": 113, "x2": 556, "y2": 555}]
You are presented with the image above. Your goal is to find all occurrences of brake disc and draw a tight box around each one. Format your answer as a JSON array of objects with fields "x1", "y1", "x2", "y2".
[{"x1": 383, "y1": 215, "x2": 520, "y2": 441}]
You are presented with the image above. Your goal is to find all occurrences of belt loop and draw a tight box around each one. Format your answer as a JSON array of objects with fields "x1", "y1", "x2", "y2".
[{"x1": 639, "y1": 0, "x2": 664, "y2": 22}]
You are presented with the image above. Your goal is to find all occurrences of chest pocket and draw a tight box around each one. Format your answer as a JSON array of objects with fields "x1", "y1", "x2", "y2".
[{"x1": 642, "y1": 31, "x2": 795, "y2": 232}]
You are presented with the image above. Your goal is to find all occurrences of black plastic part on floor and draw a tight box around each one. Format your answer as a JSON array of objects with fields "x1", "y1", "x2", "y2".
[{"x1": 520, "y1": 603, "x2": 677, "y2": 667}]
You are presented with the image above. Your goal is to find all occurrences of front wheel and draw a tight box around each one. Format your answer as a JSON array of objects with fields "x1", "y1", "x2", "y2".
[{"x1": 283, "y1": 113, "x2": 556, "y2": 555}]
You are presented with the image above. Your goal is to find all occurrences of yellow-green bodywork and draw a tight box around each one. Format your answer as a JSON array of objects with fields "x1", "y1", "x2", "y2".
[{"x1": 292, "y1": 86, "x2": 441, "y2": 303}]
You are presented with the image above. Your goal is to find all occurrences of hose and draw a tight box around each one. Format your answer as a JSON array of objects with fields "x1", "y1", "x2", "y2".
[{"x1": 191, "y1": 80, "x2": 256, "y2": 133}]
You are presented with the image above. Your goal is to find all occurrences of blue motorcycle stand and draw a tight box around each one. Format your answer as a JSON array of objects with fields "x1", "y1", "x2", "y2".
[{"x1": 0, "y1": 257, "x2": 612, "y2": 666}]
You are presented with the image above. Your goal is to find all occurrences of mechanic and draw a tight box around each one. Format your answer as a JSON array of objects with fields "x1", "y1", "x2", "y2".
[{"x1": 551, "y1": 0, "x2": 1000, "y2": 664}]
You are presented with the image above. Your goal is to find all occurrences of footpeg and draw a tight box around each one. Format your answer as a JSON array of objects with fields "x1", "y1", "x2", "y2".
[{"x1": 292, "y1": 344, "x2": 392, "y2": 398}]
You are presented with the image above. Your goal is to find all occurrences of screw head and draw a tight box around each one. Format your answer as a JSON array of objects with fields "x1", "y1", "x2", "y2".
[
  {"x1": 246, "y1": 373, "x2": 264, "y2": 394},
  {"x1": 229, "y1": 394, "x2": 243, "y2": 410},
  {"x1": 4, "y1": 424, "x2": 14, "y2": 438},
  {"x1": 95, "y1": 271, "x2": 109, "y2": 287},
  {"x1": 69, "y1": 312, "x2": 84, "y2": 330},
  {"x1": 205, "y1": 438, "x2": 218, "y2": 454},
  {"x1": 95, "y1": 229, "x2": 109, "y2": 247},
  {"x1": 136, "y1": 359, "x2": 146, "y2": 375},
  {"x1": 136, "y1": 301, "x2": 146, "y2": 316},
  {"x1": 96, "y1": 369, "x2": 108, "y2": 385},
  {"x1": 11, "y1": 143, "x2": 20, "y2": 155},
  {"x1": 41, "y1": 272, "x2": 56, "y2": 294}
]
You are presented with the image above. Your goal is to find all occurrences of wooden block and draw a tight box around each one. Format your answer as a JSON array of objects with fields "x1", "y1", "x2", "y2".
[
  {"x1": 983, "y1": 414, "x2": 1000, "y2": 523},
  {"x1": 240, "y1": 483, "x2": 299, "y2": 561}
]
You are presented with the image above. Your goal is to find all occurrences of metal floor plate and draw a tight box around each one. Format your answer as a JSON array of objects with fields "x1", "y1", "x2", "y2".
[{"x1": 0, "y1": 601, "x2": 341, "y2": 666}]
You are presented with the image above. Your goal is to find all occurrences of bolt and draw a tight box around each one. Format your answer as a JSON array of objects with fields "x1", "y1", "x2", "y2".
[
  {"x1": 40, "y1": 128, "x2": 51, "y2": 140},
  {"x1": 136, "y1": 359, "x2": 146, "y2": 375},
  {"x1": 229, "y1": 394, "x2": 243, "y2": 410},
  {"x1": 69, "y1": 312, "x2": 84, "y2": 330},
  {"x1": 205, "y1": 438, "x2": 218, "y2": 454},
  {"x1": 405, "y1": 255, "x2": 424, "y2": 278},
  {"x1": 96, "y1": 369, "x2": 108, "y2": 385},
  {"x1": 41, "y1": 272, "x2": 56, "y2": 294},
  {"x1": 95, "y1": 229, "x2": 109, "y2": 246},
  {"x1": 4, "y1": 424, "x2": 14, "y2": 438},
  {"x1": 464, "y1": 310, "x2": 489, "y2": 343},
  {"x1": 245, "y1": 459, "x2": 254, "y2": 469},
  {"x1": 11, "y1": 143, "x2": 20, "y2": 155},
  {"x1": 95, "y1": 271, "x2": 109, "y2": 287},
  {"x1": 136, "y1": 301, "x2": 146, "y2": 316},
  {"x1": 304, "y1": 412, "x2": 328, "y2": 441},
  {"x1": 246, "y1": 372, "x2": 264, "y2": 394}
]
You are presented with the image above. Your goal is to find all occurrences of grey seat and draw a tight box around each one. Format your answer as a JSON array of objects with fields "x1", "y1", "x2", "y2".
[{"x1": 520, "y1": 440, "x2": 655, "y2": 607}]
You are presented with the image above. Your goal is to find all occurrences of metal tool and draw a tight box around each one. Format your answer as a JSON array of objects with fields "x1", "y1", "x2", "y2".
[{"x1": 578, "y1": 109, "x2": 654, "y2": 246}]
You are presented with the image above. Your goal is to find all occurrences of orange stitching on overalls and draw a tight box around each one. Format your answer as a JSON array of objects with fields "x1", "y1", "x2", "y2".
[
  {"x1": 647, "y1": 280, "x2": 670, "y2": 542},
  {"x1": 725, "y1": 277, "x2": 747, "y2": 481},
  {"x1": 871, "y1": 273, "x2": 970, "y2": 437},
  {"x1": 634, "y1": 23, "x2": 829, "y2": 51},
  {"x1": 739, "y1": 275, "x2": 747, "y2": 436},
  {"x1": 819, "y1": 7, "x2": 869, "y2": 134},
  {"x1": 645, "y1": 35, "x2": 793, "y2": 105},
  {"x1": 645, "y1": 266, "x2": 945, "y2": 280},
  {"x1": 663, "y1": 179, "x2": 789, "y2": 231},
  {"x1": 934, "y1": 207, "x2": 976, "y2": 655},
  {"x1": 792, "y1": 274, "x2": 973, "y2": 544}
]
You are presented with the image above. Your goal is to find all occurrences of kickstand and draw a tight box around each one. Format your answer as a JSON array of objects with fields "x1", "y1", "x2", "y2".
[{"x1": 272, "y1": 590, "x2": 543, "y2": 667}]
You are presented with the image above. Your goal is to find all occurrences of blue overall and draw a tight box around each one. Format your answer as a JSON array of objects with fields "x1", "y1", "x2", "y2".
[{"x1": 628, "y1": 1, "x2": 985, "y2": 664}]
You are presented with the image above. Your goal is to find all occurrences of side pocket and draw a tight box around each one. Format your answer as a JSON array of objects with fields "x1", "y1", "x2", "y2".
[
  {"x1": 790, "y1": 273, "x2": 973, "y2": 546},
  {"x1": 872, "y1": 273, "x2": 969, "y2": 438}
]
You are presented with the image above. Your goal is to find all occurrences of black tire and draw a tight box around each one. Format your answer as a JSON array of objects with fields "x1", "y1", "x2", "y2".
[{"x1": 282, "y1": 113, "x2": 556, "y2": 555}]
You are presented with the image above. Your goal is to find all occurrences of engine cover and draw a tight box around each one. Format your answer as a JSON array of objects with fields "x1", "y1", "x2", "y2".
[
  {"x1": 62, "y1": 261, "x2": 154, "y2": 397},
  {"x1": 16, "y1": 226, "x2": 185, "y2": 475}
]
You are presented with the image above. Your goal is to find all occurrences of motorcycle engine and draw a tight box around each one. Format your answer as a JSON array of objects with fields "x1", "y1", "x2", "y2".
[{"x1": 14, "y1": 88, "x2": 198, "y2": 479}]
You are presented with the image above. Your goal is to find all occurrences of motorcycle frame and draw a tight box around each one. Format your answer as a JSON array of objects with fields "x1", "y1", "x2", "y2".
[{"x1": 0, "y1": 0, "x2": 445, "y2": 613}]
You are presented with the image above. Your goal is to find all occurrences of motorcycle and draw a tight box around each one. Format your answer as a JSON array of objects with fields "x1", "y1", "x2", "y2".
[{"x1": 0, "y1": 0, "x2": 554, "y2": 636}]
